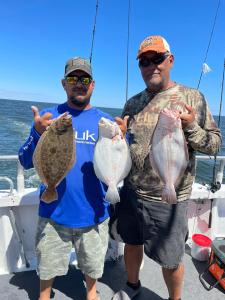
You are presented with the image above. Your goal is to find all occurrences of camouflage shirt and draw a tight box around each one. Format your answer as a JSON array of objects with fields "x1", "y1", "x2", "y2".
[{"x1": 122, "y1": 83, "x2": 222, "y2": 202}]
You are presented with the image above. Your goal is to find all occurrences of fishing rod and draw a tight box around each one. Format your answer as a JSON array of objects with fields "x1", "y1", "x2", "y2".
[
  {"x1": 208, "y1": 58, "x2": 225, "y2": 228},
  {"x1": 194, "y1": 0, "x2": 222, "y2": 191},
  {"x1": 195, "y1": 0, "x2": 222, "y2": 229},
  {"x1": 90, "y1": 0, "x2": 99, "y2": 63},
  {"x1": 210, "y1": 58, "x2": 225, "y2": 192}
]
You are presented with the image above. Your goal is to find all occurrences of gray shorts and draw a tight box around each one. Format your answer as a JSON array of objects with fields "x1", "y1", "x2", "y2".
[
  {"x1": 35, "y1": 217, "x2": 109, "y2": 280},
  {"x1": 115, "y1": 188, "x2": 188, "y2": 269}
]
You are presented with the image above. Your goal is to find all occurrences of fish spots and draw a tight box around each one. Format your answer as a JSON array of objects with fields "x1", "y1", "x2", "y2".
[
  {"x1": 50, "y1": 147, "x2": 57, "y2": 154},
  {"x1": 32, "y1": 113, "x2": 76, "y2": 203}
]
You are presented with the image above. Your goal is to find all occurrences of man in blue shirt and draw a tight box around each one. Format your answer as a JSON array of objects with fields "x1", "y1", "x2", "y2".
[{"x1": 18, "y1": 57, "x2": 112, "y2": 300}]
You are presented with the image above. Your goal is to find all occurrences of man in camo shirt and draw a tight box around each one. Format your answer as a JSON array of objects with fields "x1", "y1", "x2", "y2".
[{"x1": 112, "y1": 35, "x2": 222, "y2": 300}]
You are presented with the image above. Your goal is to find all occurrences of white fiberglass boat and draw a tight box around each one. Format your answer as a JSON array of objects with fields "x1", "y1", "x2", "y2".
[{"x1": 0, "y1": 154, "x2": 225, "y2": 300}]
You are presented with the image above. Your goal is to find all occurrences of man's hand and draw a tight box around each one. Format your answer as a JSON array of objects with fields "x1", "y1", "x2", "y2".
[
  {"x1": 179, "y1": 104, "x2": 195, "y2": 128},
  {"x1": 115, "y1": 116, "x2": 129, "y2": 138},
  {"x1": 31, "y1": 106, "x2": 53, "y2": 134}
]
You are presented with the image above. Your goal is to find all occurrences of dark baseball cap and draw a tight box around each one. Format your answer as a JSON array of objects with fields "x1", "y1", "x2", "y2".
[{"x1": 64, "y1": 57, "x2": 92, "y2": 77}]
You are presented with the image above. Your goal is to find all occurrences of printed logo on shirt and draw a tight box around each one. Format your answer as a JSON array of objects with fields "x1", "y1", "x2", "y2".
[{"x1": 75, "y1": 130, "x2": 96, "y2": 145}]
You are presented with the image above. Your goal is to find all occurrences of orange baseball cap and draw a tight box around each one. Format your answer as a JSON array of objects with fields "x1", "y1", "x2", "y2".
[{"x1": 137, "y1": 35, "x2": 171, "y2": 59}]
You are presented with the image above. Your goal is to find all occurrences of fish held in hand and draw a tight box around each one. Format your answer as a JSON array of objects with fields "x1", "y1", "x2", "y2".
[
  {"x1": 150, "y1": 109, "x2": 189, "y2": 204},
  {"x1": 93, "y1": 117, "x2": 132, "y2": 204},
  {"x1": 33, "y1": 112, "x2": 76, "y2": 203}
]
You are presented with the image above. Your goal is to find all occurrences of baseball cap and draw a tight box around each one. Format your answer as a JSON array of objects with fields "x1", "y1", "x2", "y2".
[
  {"x1": 64, "y1": 57, "x2": 92, "y2": 77},
  {"x1": 137, "y1": 35, "x2": 171, "y2": 59}
]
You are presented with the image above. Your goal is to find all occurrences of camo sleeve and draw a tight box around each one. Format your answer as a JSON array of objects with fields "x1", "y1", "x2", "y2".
[
  {"x1": 183, "y1": 92, "x2": 222, "y2": 155},
  {"x1": 121, "y1": 90, "x2": 150, "y2": 119},
  {"x1": 121, "y1": 96, "x2": 138, "y2": 118}
]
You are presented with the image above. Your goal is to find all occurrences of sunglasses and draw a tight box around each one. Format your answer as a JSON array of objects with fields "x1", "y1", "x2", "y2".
[
  {"x1": 65, "y1": 75, "x2": 92, "y2": 85},
  {"x1": 139, "y1": 53, "x2": 170, "y2": 68}
]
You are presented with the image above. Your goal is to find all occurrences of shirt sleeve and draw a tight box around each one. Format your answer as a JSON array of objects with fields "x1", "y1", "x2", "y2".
[
  {"x1": 18, "y1": 126, "x2": 41, "y2": 169},
  {"x1": 183, "y1": 100, "x2": 222, "y2": 155}
]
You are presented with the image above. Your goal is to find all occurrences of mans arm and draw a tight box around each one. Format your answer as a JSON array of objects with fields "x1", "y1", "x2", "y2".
[
  {"x1": 181, "y1": 101, "x2": 222, "y2": 156},
  {"x1": 18, "y1": 106, "x2": 53, "y2": 169},
  {"x1": 18, "y1": 127, "x2": 41, "y2": 169}
]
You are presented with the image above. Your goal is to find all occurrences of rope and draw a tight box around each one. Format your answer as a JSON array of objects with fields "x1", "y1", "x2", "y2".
[
  {"x1": 90, "y1": 0, "x2": 99, "y2": 64},
  {"x1": 197, "y1": 0, "x2": 221, "y2": 89},
  {"x1": 125, "y1": 0, "x2": 131, "y2": 102}
]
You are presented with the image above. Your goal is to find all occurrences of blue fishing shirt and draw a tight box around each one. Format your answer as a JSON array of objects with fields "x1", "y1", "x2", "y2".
[{"x1": 18, "y1": 102, "x2": 112, "y2": 228}]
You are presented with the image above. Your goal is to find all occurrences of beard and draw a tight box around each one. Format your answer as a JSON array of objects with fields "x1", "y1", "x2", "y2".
[{"x1": 69, "y1": 96, "x2": 90, "y2": 108}]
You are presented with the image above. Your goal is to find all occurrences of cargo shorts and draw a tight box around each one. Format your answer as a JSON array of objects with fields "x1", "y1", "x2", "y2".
[
  {"x1": 35, "y1": 217, "x2": 109, "y2": 280},
  {"x1": 114, "y1": 188, "x2": 188, "y2": 269}
]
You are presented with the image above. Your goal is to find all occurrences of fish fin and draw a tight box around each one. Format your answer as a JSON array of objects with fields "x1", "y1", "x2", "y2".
[
  {"x1": 41, "y1": 188, "x2": 58, "y2": 203},
  {"x1": 106, "y1": 185, "x2": 120, "y2": 204},
  {"x1": 162, "y1": 184, "x2": 177, "y2": 204}
]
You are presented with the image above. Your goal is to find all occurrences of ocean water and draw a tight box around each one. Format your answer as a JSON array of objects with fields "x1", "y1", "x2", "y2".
[{"x1": 0, "y1": 98, "x2": 224, "y2": 190}]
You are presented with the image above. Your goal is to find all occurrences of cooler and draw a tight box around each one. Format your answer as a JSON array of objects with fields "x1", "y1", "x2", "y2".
[{"x1": 199, "y1": 238, "x2": 225, "y2": 291}]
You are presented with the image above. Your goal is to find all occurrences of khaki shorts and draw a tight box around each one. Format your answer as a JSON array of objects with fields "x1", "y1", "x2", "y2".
[{"x1": 35, "y1": 217, "x2": 109, "y2": 280}]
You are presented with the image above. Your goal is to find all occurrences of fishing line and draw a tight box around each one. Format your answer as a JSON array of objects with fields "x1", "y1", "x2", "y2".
[
  {"x1": 197, "y1": 0, "x2": 221, "y2": 89},
  {"x1": 90, "y1": 0, "x2": 99, "y2": 63},
  {"x1": 125, "y1": 0, "x2": 131, "y2": 103},
  {"x1": 123, "y1": 0, "x2": 145, "y2": 263}
]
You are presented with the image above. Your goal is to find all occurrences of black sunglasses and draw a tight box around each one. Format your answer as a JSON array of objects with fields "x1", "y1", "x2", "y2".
[{"x1": 139, "y1": 53, "x2": 170, "y2": 68}]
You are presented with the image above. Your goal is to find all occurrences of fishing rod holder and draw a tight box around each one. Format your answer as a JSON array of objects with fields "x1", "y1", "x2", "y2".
[
  {"x1": 210, "y1": 181, "x2": 221, "y2": 193},
  {"x1": 210, "y1": 159, "x2": 225, "y2": 192}
]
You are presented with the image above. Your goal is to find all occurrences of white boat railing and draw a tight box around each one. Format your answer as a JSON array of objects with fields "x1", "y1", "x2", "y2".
[
  {"x1": 0, "y1": 177, "x2": 14, "y2": 194},
  {"x1": 0, "y1": 154, "x2": 225, "y2": 195},
  {"x1": 0, "y1": 155, "x2": 24, "y2": 194}
]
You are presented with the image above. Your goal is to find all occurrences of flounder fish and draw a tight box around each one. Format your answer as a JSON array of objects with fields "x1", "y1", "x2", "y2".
[
  {"x1": 33, "y1": 112, "x2": 75, "y2": 203},
  {"x1": 150, "y1": 108, "x2": 189, "y2": 204},
  {"x1": 93, "y1": 117, "x2": 132, "y2": 204}
]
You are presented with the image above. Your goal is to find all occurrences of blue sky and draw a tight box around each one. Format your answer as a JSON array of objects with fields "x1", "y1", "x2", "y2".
[{"x1": 0, "y1": 0, "x2": 225, "y2": 115}]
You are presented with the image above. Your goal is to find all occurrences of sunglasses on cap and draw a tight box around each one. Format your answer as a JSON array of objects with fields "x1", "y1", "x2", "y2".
[
  {"x1": 65, "y1": 75, "x2": 92, "y2": 85},
  {"x1": 139, "y1": 53, "x2": 170, "y2": 68}
]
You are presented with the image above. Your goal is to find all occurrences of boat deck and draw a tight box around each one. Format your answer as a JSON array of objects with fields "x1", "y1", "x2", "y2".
[{"x1": 1, "y1": 245, "x2": 224, "y2": 300}]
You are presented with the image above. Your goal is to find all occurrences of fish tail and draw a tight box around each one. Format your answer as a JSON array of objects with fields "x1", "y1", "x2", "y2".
[
  {"x1": 106, "y1": 185, "x2": 120, "y2": 204},
  {"x1": 162, "y1": 184, "x2": 177, "y2": 204},
  {"x1": 41, "y1": 187, "x2": 58, "y2": 203}
]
